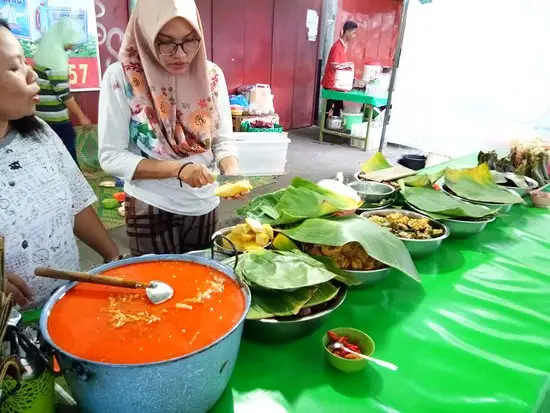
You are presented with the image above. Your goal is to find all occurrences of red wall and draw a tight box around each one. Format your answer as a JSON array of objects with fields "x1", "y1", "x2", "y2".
[
  {"x1": 73, "y1": 0, "x2": 322, "y2": 129},
  {"x1": 336, "y1": 0, "x2": 402, "y2": 76}
]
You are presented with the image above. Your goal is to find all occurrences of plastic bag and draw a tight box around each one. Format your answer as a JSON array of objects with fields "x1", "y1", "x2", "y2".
[
  {"x1": 229, "y1": 94, "x2": 249, "y2": 109},
  {"x1": 333, "y1": 63, "x2": 354, "y2": 92},
  {"x1": 248, "y1": 84, "x2": 275, "y2": 115}
]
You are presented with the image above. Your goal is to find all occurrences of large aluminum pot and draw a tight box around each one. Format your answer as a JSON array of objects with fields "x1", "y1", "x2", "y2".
[{"x1": 40, "y1": 255, "x2": 251, "y2": 413}]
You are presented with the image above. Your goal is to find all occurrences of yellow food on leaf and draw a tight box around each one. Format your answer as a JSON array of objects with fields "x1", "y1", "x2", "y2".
[
  {"x1": 222, "y1": 220, "x2": 275, "y2": 251},
  {"x1": 272, "y1": 233, "x2": 298, "y2": 251},
  {"x1": 245, "y1": 217, "x2": 264, "y2": 233},
  {"x1": 255, "y1": 233, "x2": 270, "y2": 247},
  {"x1": 215, "y1": 180, "x2": 253, "y2": 198},
  {"x1": 262, "y1": 224, "x2": 274, "y2": 240}
]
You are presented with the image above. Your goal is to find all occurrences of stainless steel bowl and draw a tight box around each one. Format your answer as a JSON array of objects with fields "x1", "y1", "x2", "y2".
[
  {"x1": 337, "y1": 267, "x2": 392, "y2": 286},
  {"x1": 406, "y1": 202, "x2": 496, "y2": 239},
  {"x1": 361, "y1": 209, "x2": 449, "y2": 259},
  {"x1": 244, "y1": 287, "x2": 347, "y2": 343},
  {"x1": 440, "y1": 216, "x2": 496, "y2": 238},
  {"x1": 438, "y1": 179, "x2": 515, "y2": 213},
  {"x1": 356, "y1": 198, "x2": 396, "y2": 213},
  {"x1": 491, "y1": 172, "x2": 539, "y2": 196},
  {"x1": 348, "y1": 181, "x2": 395, "y2": 203},
  {"x1": 212, "y1": 226, "x2": 272, "y2": 256},
  {"x1": 185, "y1": 249, "x2": 230, "y2": 262}
]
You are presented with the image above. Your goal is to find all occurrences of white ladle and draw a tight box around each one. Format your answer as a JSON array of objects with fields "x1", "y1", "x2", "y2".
[
  {"x1": 329, "y1": 342, "x2": 398, "y2": 371},
  {"x1": 35, "y1": 267, "x2": 174, "y2": 305}
]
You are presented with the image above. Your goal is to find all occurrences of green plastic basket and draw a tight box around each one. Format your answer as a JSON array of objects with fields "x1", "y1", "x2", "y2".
[
  {"x1": 241, "y1": 121, "x2": 283, "y2": 133},
  {"x1": 1, "y1": 368, "x2": 55, "y2": 413}
]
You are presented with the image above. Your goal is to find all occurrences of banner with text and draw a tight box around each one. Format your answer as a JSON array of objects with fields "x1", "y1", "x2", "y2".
[{"x1": 0, "y1": 0, "x2": 101, "y2": 90}]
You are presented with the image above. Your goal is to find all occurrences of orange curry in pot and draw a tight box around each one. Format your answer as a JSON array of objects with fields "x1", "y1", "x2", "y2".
[{"x1": 47, "y1": 261, "x2": 246, "y2": 365}]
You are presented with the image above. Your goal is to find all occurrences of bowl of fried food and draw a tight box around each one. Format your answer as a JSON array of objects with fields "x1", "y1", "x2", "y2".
[
  {"x1": 213, "y1": 218, "x2": 274, "y2": 255},
  {"x1": 362, "y1": 209, "x2": 449, "y2": 259},
  {"x1": 304, "y1": 242, "x2": 391, "y2": 286}
]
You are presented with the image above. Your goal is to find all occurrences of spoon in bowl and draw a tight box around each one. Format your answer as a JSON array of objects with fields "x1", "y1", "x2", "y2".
[
  {"x1": 34, "y1": 267, "x2": 174, "y2": 305},
  {"x1": 329, "y1": 342, "x2": 398, "y2": 371}
]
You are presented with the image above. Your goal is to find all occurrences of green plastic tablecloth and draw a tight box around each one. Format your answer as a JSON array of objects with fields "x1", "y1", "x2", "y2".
[
  {"x1": 321, "y1": 88, "x2": 388, "y2": 108},
  {"x1": 211, "y1": 154, "x2": 550, "y2": 413}
]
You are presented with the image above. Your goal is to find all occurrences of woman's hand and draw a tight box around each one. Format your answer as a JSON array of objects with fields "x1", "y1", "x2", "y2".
[
  {"x1": 178, "y1": 164, "x2": 215, "y2": 188},
  {"x1": 217, "y1": 156, "x2": 249, "y2": 199},
  {"x1": 79, "y1": 115, "x2": 92, "y2": 128},
  {"x1": 5, "y1": 272, "x2": 33, "y2": 308}
]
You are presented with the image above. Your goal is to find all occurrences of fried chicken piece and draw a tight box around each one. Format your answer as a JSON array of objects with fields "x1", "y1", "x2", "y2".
[
  {"x1": 321, "y1": 245, "x2": 344, "y2": 257},
  {"x1": 408, "y1": 218, "x2": 430, "y2": 231}
]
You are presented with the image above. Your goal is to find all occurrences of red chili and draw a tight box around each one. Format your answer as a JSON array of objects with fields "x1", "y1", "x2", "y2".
[
  {"x1": 328, "y1": 331, "x2": 364, "y2": 359},
  {"x1": 327, "y1": 331, "x2": 340, "y2": 342}
]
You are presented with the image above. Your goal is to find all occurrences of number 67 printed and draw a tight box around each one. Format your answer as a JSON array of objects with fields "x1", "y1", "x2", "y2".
[{"x1": 68, "y1": 64, "x2": 89, "y2": 86}]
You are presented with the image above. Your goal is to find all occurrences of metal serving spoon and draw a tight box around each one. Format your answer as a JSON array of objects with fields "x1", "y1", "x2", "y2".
[
  {"x1": 35, "y1": 268, "x2": 174, "y2": 305},
  {"x1": 329, "y1": 342, "x2": 398, "y2": 371}
]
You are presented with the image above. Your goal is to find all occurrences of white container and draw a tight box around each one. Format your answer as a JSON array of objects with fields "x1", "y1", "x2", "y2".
[
  {"x1": 233, "y1": 132, "x2": 290, "y2": 175},
  {"x1": 362, "y1": 64, "x2": 382, "y2": 83},
  {"x1": 343, "y1": 102, "x2": 363, "y2": 114},
  {"x1": 350, "y1": 123, "x2": 385, "y2": 151},
  {"x1": 333, "y1": 63, "x2": 354, "y2": 92}
]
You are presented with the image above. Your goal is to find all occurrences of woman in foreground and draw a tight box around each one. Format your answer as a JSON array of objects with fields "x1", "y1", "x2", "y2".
[
  {"x1": 0, "y1": 19, "x2": 120, "y2": 308},
  {"x1": 98, "y1": 0, "x2": 241, "y2": 256}
]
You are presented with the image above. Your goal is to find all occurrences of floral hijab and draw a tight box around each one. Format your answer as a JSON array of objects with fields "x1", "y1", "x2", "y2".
[{"x1": 119, "y1": 0, "x2": 219, "y2": 159}]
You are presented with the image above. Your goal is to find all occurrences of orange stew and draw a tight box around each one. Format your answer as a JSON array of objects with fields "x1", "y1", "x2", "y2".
[{"x1": 48, "y1": 261, "x2": 245, "y2": 364}]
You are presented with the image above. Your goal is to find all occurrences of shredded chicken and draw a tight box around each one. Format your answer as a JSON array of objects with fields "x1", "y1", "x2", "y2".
[
  {"x1": 103, "y1": 294, "x2": 162, "y2": 328},
  {"x1": 181, "y1": 275, "x2": 225, "y2": 304}
]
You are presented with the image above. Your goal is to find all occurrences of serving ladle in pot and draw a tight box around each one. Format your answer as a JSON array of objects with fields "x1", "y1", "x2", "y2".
[{"x1": 34, "y1": 268, "x2": 174, "y2": 305}]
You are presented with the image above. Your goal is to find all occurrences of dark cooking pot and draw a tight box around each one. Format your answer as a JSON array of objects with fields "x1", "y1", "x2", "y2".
[
  {"x1": 39, "y1": 254, "x2": 251, "y2": 413},
  {"x1": 398, "y1": 154, "x2": 426, "y2": 171}
]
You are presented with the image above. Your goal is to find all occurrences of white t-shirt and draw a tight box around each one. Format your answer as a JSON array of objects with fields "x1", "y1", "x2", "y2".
[
  {"x1": 0, "y1": 122, "x2": 96, "y2": 308},
  {"x1": 97, "y1": 62, "x2": 237, "y2": 216}
]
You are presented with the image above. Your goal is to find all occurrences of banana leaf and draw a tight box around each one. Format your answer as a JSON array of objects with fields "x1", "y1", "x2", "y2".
[
  {"x1": 237, "y1": 177, "x2": 362, "y2": 225},
  {"x1": 401, "y1": 185, "x2": 497, "y2": 219},
  {"x1": 361, "y1": 152, "x2": 391, "y2": 173},
  {"x1": 279, "y1": 216, "x2": 420, "y2": 282},
  {"x1": 303, "y1": 282, "x2": 340, "y2": 308},
  {"x1": 246, "y1": 286, "x2": 316, "y2": 320},
  {"x1": 237, "y1": 249, "x2": 336, "y2": 291},
  {"x1": 246, "y1": 282, "x2": 340, "y2": 320},
  {"x1": 444, "y1": 163, "x2": 524, "y2": 204},
  {"x1": 400, "y1": 170, "x2": 445, "y2": 188}
]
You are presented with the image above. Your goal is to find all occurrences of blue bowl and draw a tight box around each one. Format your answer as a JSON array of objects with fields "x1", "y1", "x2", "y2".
[{"x1": 40, "y1": 254, "x2": 251, "y2": 413}]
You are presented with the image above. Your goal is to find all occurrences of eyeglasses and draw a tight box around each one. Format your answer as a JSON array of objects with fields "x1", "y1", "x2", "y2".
[{"x1": 156, "y1": 39, "x2": 200, "y2": 56}]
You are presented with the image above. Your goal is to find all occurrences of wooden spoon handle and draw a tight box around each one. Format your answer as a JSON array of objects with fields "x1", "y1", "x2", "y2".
[{"x1": 34, "y1": 267, "x2": 146, "y2": 289}]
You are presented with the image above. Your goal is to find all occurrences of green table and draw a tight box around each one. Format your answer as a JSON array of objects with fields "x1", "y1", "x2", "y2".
[
  {"x1": 319, "y1": 88, "x2": 388, "y2": 151},
  {"x1": 210, "y1": 154, "x2": 550, "y2": 413}
]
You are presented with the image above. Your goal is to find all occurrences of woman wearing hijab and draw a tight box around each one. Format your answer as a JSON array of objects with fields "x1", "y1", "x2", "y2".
[
  {"x1": 33, "y1": 19, "x2": 92, "y2": 164},
  {"x1": 322, "y1": 20, "x2": 358, "y2": 117},
  {"x1": 98, "y1": 0, "x2": 240, "y2": 256},
  {"x1": 0, "y1": 19, "x2": 121, "y2": 308}
]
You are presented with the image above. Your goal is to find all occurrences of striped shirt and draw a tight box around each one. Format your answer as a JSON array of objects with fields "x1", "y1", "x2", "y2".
[{"x1": 34, "y1": 64, "x2": 72, "y2": 124}]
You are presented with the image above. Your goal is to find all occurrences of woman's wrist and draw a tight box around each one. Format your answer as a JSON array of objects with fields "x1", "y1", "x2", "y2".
[
  {"x1": 103, "y1": 254, "x2": 125, "y2": 264},
  {"x1": 219, "y1": 156, "x2": 239, "y2": 175}
]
